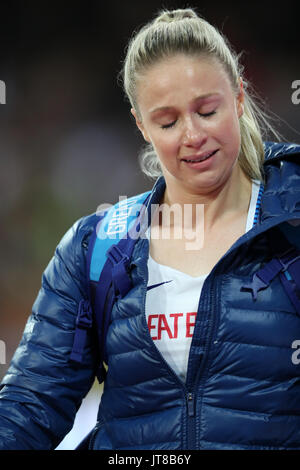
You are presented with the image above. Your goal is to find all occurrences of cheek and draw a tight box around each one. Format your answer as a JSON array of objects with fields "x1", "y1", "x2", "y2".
[
  {"x1": 153, "y1": 133, "x2": 180, "y2": 159},
  {"x1": 214, "y1": 110, "x2": 241, "y2": 146}
]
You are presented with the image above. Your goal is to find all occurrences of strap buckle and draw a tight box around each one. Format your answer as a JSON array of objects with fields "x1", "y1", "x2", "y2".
[
  {"x1": 76, "y1": 299, "x2": 93, "y2": 329},
  {"x1": 106, "y1": 245, "x2": 132, "y2": 298}
]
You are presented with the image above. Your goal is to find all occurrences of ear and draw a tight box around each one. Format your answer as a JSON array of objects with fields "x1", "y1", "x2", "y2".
[
  {"x1": 131, "y1": 108, "x2": 151, "y2": 143},
  {"x1": 236, "y1": 78, "x2": 244, "y2": 118}
]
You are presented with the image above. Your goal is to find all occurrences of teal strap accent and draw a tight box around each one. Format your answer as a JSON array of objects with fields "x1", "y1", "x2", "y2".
[{"x1": 90, "y1": 191, "x2": 151, "y2": 281}]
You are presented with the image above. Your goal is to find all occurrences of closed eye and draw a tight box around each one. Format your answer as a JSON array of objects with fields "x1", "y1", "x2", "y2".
[
  {"x1": 161, "y1": 120, "x2": 177, "y2": 129},
  {"x1": 161, "y1": 110, "x2": 216, "y2": 129},
  {"x1": 197, "y1": 111, "x2": 216, "y2": 117}
]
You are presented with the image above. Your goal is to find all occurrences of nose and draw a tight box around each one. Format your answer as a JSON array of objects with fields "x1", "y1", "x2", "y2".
[{"x1": 182, "y1": 116, "x2": 207, "y2": 148}]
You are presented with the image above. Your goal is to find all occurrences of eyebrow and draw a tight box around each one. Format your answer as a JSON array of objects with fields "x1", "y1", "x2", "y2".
[{"x1": 149, "y1": 93, "x2": 220, "y2": 114}]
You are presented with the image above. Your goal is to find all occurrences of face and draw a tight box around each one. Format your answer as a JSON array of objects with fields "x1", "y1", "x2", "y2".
[{"x1": 132, "y1": 54, "x2": 244, "y2": 198}]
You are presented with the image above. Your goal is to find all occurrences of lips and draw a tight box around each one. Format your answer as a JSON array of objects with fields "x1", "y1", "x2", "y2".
[{"x1": 181, "y1": 149, "x2": 218, "y2": 163}]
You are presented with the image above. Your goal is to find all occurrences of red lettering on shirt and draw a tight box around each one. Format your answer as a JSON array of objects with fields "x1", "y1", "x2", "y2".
[
  {"x1": 169, "y1": 313, "x2": 184, "y2": 338},
  {"x1": 158, "y1": 314, "x2": 173, "y2": 340},
  {"x1": 186, "y1": 312, "x2": 196, "y2": 338},
  {"x1": 147, "y1": 312, "x2": 197, "y2": 340}
]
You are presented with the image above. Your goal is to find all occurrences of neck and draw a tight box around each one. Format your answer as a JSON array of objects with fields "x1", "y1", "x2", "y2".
[{"x1": 161, "y1": 165, "x2": 252, "y2": 232}]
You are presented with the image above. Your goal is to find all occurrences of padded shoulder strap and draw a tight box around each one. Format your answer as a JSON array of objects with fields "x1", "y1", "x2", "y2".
[{"x1": 89, "y1": 191, "x2": 151, "y2": 282}]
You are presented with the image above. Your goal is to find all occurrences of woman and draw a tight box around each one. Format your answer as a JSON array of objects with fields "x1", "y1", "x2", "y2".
[{"x1": 1, "y1": 8, "x2": 300, "y2": 450}]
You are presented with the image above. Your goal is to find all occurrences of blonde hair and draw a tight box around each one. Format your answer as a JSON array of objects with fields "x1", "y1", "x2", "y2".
[{"x1": 121, "y1": 8, "x2": 282, "y2": 183}]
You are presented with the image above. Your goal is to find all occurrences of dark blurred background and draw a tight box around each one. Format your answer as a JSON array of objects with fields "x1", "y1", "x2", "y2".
[{"x1": 0, "y1": 0, "x2": 299, "y2": 379}]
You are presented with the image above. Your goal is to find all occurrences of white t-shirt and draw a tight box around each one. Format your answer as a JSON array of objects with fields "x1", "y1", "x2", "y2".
[{"x1": 145, "y1": 179, "x2": 261, "y2": 381}]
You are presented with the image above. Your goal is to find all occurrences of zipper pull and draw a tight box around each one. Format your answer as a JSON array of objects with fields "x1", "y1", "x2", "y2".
[{"x1": 187, "y1": 392, "x2": 195, "y2": 417}]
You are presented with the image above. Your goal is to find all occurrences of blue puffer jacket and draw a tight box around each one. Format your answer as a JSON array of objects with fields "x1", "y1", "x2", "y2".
[{"x1": 1, "y1": 141, "x2": 300, "y2": 450}]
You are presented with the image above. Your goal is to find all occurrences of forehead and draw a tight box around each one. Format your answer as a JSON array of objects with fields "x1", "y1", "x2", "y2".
[{"x1": 136, "y1": 54, "x2": 232, "y2": 109}]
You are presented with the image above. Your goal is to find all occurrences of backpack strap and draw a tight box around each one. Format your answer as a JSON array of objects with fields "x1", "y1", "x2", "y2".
[
  {"x1": 241, "y1": 224, "x2": 300, "y2": 314},
  {"x1": 70, "y1": 191, "x2": 151, "y2": 383},
  {"x1": 69, "y1": 213, "x2": 107, "y2": 366}
]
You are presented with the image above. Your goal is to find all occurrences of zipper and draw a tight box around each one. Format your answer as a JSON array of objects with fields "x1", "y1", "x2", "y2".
[
  {"x1": 186, "y1": 391, "x2": 196, "y2": 450},
  {"x1": 183, "y1": 273, "x2": 217, "y2": 450},
  {"x1": 187, "y1": 392, "x2": 195, "y2": 417}
]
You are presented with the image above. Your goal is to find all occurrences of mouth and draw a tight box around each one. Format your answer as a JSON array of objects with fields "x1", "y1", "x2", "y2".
[{"x1": 181, "y1": 149, "x2": 219, "y2": 163}]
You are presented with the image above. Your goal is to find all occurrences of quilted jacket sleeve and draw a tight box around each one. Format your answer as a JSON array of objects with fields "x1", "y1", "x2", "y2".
[{"x1": 0, "y1": 215, "x2": 98, "y2": 450}]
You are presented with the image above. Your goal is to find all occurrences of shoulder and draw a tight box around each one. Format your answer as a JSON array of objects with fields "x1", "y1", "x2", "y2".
[
  {"x1": 43, "y1": 212, "x2": 105, "y2": 292},
  {"x1": 53, "y1": 213, "x2": 102, "y2": 269},
  {"x1": 58, "y1": 212, "x2": 102, "y2": 250},
  {"x1": 263, "y1": 141, "x2": 300, "y2": 196}
]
